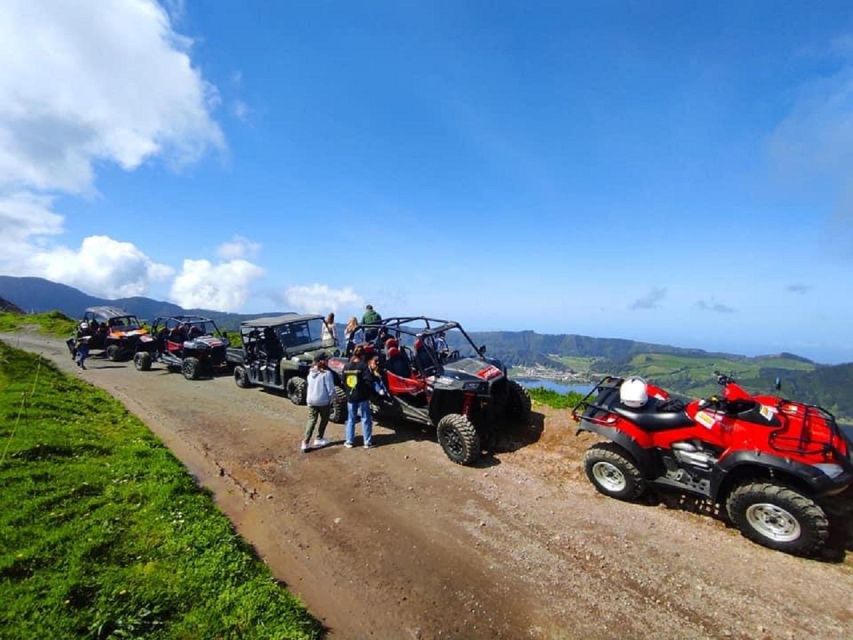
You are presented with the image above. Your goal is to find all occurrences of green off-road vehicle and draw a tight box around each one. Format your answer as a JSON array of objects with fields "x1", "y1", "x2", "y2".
[{"x1": 228, "y1": 314, "x2": 346, "y2": 421}]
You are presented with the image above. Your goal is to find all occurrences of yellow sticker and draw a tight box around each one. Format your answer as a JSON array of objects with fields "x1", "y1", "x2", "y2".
[
  {"x1": 345, "y1": 372, "x2": 358, "y2": 389},
  {"x1": 759, "y1": 405, "x2": 777, "y2": 421},
  {"x1": 695, "y1": 410, "x2": 717, "y2": 429}
]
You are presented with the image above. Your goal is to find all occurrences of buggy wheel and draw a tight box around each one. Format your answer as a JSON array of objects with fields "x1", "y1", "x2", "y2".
[
  {"x1": 330, "y1": 386, "x2": 348, "y2": 423},
  {"x1": 234, "y1": 365, "x2": 251, "y2": 388},
  {"x1": 726, "y1": 482, "x2": 829, "y2": 556},
  {"x1": 182, "y1": 356, "x2": 201, "y2": 380},
  {"x1": 507, "y1": 380, "x2": 532, "y2": 423},
  {"x1": 105, "y1": 345, "x2": 120, "y2": 362},
  {"x1": 286, "y1": 377, "x2": 307, "y2": 405},
  {"x1": 583, "y1": 443, "x2": 645, "y2": 501},
  {"x1": 437, "y1": 414, "x2": 480, "y2": 465},
  {"x1": 134, "y1": 352, "x2": 152, "y2": 371}
]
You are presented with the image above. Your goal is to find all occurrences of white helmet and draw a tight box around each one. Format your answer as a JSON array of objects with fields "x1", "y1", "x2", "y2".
[{"x1": 620, "y1": 376, "x2": 648, "y2": 408}]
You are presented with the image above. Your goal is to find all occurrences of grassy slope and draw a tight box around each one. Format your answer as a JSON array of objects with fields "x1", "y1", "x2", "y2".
[
  {"x1": 591, "y1": 352, "x2": 817, "y2": 399},
  {"x1": 0, "y1": 341, "x2": 320, "y2": 639},
  {"x1": 528, "y1": 387, "x2": 585, "y2": 410},
  {"x1": 0, "y1": 310, "x2": 77, "y2": 339}
]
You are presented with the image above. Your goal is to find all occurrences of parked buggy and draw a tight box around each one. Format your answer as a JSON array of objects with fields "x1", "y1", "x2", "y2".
[
  {"x1": 229, "y1": 314, "x2": 347, "y2": 421},
  {"x1": 134, "y1": 315, "x2": 230, "y2": 380},
  {"x1": 66, "y1": 306, "x2": 150, "y2": 362},
  {"x1": 327, "y1": 316, "x2": 531, "y2": 465}
]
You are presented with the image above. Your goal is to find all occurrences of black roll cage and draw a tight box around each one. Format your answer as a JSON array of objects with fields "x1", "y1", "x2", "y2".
[{"x1": 352, "y1": 316, "x2": 487, "y2": 374}]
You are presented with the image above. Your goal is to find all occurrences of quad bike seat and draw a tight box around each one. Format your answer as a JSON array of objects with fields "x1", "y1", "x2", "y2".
[{"x1": 612, "y1": 399, "x2": 694, "y2": 431}]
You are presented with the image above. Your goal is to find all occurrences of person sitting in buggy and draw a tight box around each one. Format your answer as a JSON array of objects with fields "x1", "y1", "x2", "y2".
[
  {"x1": 413, "y1": 337, "x2": 437, "y2": 377},
  {"x1": 385, "y1": 338, "x2": 412, "y2": 379}
]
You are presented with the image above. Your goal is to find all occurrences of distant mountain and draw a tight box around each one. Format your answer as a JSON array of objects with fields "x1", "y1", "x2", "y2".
[
  {"x1": 466, "y1": 329, "x2": 742, "y2": 368},
  {"x1": 768, "y1": 363, "x2": 853, "y2": 419},
  {"x1": 0, "y1": 296, "x2": 24, "y2": 314},
  {"x1": 0, "y1": 276, "x2": 285, "y2": 330}
]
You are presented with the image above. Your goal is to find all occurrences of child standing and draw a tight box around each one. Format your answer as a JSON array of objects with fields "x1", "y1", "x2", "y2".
[{"x1": 302, "y1": 353, "x2": 335, "y2": 452}]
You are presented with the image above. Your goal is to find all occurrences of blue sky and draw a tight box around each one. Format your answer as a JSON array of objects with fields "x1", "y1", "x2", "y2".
[{"x1": 2, "y1": 1, "x2": 853, "y2": 362}]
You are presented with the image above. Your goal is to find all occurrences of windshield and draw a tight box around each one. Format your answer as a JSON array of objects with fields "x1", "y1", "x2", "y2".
[
  {"x1": 185, "y1": 321, "x2": 220, "y2": 337},
  {"x1": 275, "y1": 318, "x2": 330, "y2": 350},
  {"x1": 109, "y1": 316, "x2": 141, "y2": 330}
]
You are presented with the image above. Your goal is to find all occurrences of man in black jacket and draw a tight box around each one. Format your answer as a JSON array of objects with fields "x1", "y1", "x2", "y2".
[{"x1": 343, "y1": 348, "x2": 376, "y2": 448}]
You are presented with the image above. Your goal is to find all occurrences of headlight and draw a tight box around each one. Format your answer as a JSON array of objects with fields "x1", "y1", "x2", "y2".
[{"x1": 814, "y1": 463, "x2": 844, "y2": 479}]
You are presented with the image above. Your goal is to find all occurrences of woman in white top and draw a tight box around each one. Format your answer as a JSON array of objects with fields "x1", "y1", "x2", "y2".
[{"x1": 321, "y1": 312, "x2": 337, "y2": 346}]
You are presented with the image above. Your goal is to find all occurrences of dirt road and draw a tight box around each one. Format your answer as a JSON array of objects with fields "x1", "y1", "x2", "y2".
[{"x1": 4, "y1": 331, "x2": 852, "y2": 639}]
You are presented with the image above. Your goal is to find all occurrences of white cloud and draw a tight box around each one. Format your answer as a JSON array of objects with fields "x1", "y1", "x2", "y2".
[
  {"x1": 629, "y1": 287, "x2": 666, "y2": 310},
  {"x1": 0, "y1": 192, "x2": 63, "y2": 247},
  {"x1": 26, "y1": 235, "x2": 174, "y2": 298},
  {"x1": 769, "y1": 68, "x2": 853, "y2": 184},
  {"x1": 232, "y1": 99, "x2": 251, "y2": 121},
  {"x1": 0, "y1": 0, "x2": 226, "y2": 303},
  {"x1": 285, "y1": 284, "x2": 364, "y2": 314},
  {"x1": 170, "y1": 259, "x2": 264, "y2": 311},
  {"x1": 217, "y1": 235, "x2": 261, "y2": 260},
  {"x1": 0, "y1": 0, "x2": 223, "y2": 194}
]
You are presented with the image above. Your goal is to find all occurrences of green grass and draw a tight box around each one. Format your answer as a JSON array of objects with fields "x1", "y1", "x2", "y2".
[
  {"x1": 528, "y1": 387, "x2": 586, "y2": 410},
  {"x1": 612, "y1": 352, "x2": 816, "y2": 398},
  {"x1": 0, "y1": 341, "x2": 321, "y2": 639},
  {"x1": 551, "y1": 355, "x2": 599, "y2": 372},
  {"x1": 0, "y1": 310, "x2": 77, "y2": 339}
]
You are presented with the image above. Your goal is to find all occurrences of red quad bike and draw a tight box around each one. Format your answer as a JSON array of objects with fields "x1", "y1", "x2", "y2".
[{"x1": 572, "y1": 374, "x2": 853, "y2": 556}]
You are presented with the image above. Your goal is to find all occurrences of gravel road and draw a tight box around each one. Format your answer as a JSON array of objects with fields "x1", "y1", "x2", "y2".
[{"x1": 3, "y1": 331, "x2": 852, "y2": 640}]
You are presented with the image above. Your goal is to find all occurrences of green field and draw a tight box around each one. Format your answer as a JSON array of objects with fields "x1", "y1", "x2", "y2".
[
  {"x1": 551, "y1": 355, "x2": 600, "y2": 372},
  {"x1": 0, "y1": 310, "x2": 77, "y2": 339},
  {"x1": 0, "y1": 341, "x2": 320, "y2": 639},
  {"x1": 603, "y1": 352, "x2": 816, "y2": 398}
]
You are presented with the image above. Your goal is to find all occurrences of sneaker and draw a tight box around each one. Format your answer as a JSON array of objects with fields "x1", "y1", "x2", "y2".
[
  {"x1": 300, "y1": 442, "x2": 309, "y2": 452},
  {"x1": 344, "y1": 442, "x2": 354, "y2": 449},
  {"x1": 313, "y1": 438, "x2": 328, "y2": 448},
  {"x1": 363, "y1": 441, "x2": 373, "y2": 449}
]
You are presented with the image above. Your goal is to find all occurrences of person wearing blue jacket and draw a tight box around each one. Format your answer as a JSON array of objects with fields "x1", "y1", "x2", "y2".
[{"x1": 302, "y1": 352, "x2": 335, "y2": 452}]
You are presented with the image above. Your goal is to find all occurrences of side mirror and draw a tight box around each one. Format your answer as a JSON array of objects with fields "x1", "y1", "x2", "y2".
[{"x1": 478, "y1": 345, "x2": 486, "y2": 355}]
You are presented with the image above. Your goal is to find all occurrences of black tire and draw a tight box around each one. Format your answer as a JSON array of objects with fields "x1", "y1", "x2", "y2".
[
  {"x1": 726, "y1": 482, "x2": 829, "y2": 556},
  {"x1": 330, "y1": 386, "x2": 348, "y2": 423},
  {"x1": 134, "y1": 352, "x2": 152, "y2": 371},
  {"x1": 583, "y1": 442, "x2": 645, "y2": 501},
  {"x1": 234, "y1": 365, "x2": 251, "y2": 389},
  {"x1": 437, "y1": 414, "x2": 480, "y2": 465},
  {"x1": 105, "y1": 344, "x2": 121, "y2": 362},
  {"x1": 507, "y1": 379, "x2": 532, "y2": 422},
  {"x1": 286, "y1": 376, "x2": 307, "y2": 405},
  {"x1": 182, "y1": 356, "x2": 201, "y2": 381}
]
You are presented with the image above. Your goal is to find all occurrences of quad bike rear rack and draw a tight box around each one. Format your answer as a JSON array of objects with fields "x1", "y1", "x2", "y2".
[
  {"x1": 571, "y1": 376, "x2": 623, "y2": 425},
  {"x1": 769, "y1": 401, "x2": 846, "y2": 457}
]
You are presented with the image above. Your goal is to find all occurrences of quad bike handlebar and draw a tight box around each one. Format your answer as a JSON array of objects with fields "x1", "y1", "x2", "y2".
[{"x1": 714, "y1": 371, "x2": 736, "y2": 386}]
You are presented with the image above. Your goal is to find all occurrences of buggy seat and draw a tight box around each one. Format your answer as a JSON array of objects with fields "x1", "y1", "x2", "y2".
[{"x1": 386, "y1": 370, "x2": 426, "y2": 395}]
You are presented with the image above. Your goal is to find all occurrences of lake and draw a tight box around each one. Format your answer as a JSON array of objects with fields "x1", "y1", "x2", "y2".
[{"x1": 515, "y1": 378, "x2": 594, "y2": 395}]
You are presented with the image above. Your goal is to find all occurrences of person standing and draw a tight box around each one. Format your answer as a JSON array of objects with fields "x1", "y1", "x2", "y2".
[
  {"x1": 75, "y1": 336, "x2": 90, "y2": 370},
  {"x1": 362, "y1": 304, "x2": 382, "y2": 341},
  {"x1": 302, "y1": 353, "x2": 335, "y2": 452},
  {"x1": 343, "y1": 347, "x2": 375, "y2": 448},
  {"x1": 321, "y1": 312, "x2": 337, "y2": 346},
  {"x1": 343, "y1": 316, "x2": 359, "y2": 356}
]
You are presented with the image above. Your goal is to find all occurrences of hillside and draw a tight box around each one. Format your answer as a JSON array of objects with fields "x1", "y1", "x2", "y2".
[{"x1": 0, "y1": 296, "x2": 23, "y2": 314}]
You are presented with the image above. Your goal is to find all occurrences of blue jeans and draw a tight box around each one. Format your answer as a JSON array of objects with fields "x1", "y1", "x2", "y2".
[{"x1": 345, "y1": 400, "x2": 373, "y2": 445}]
